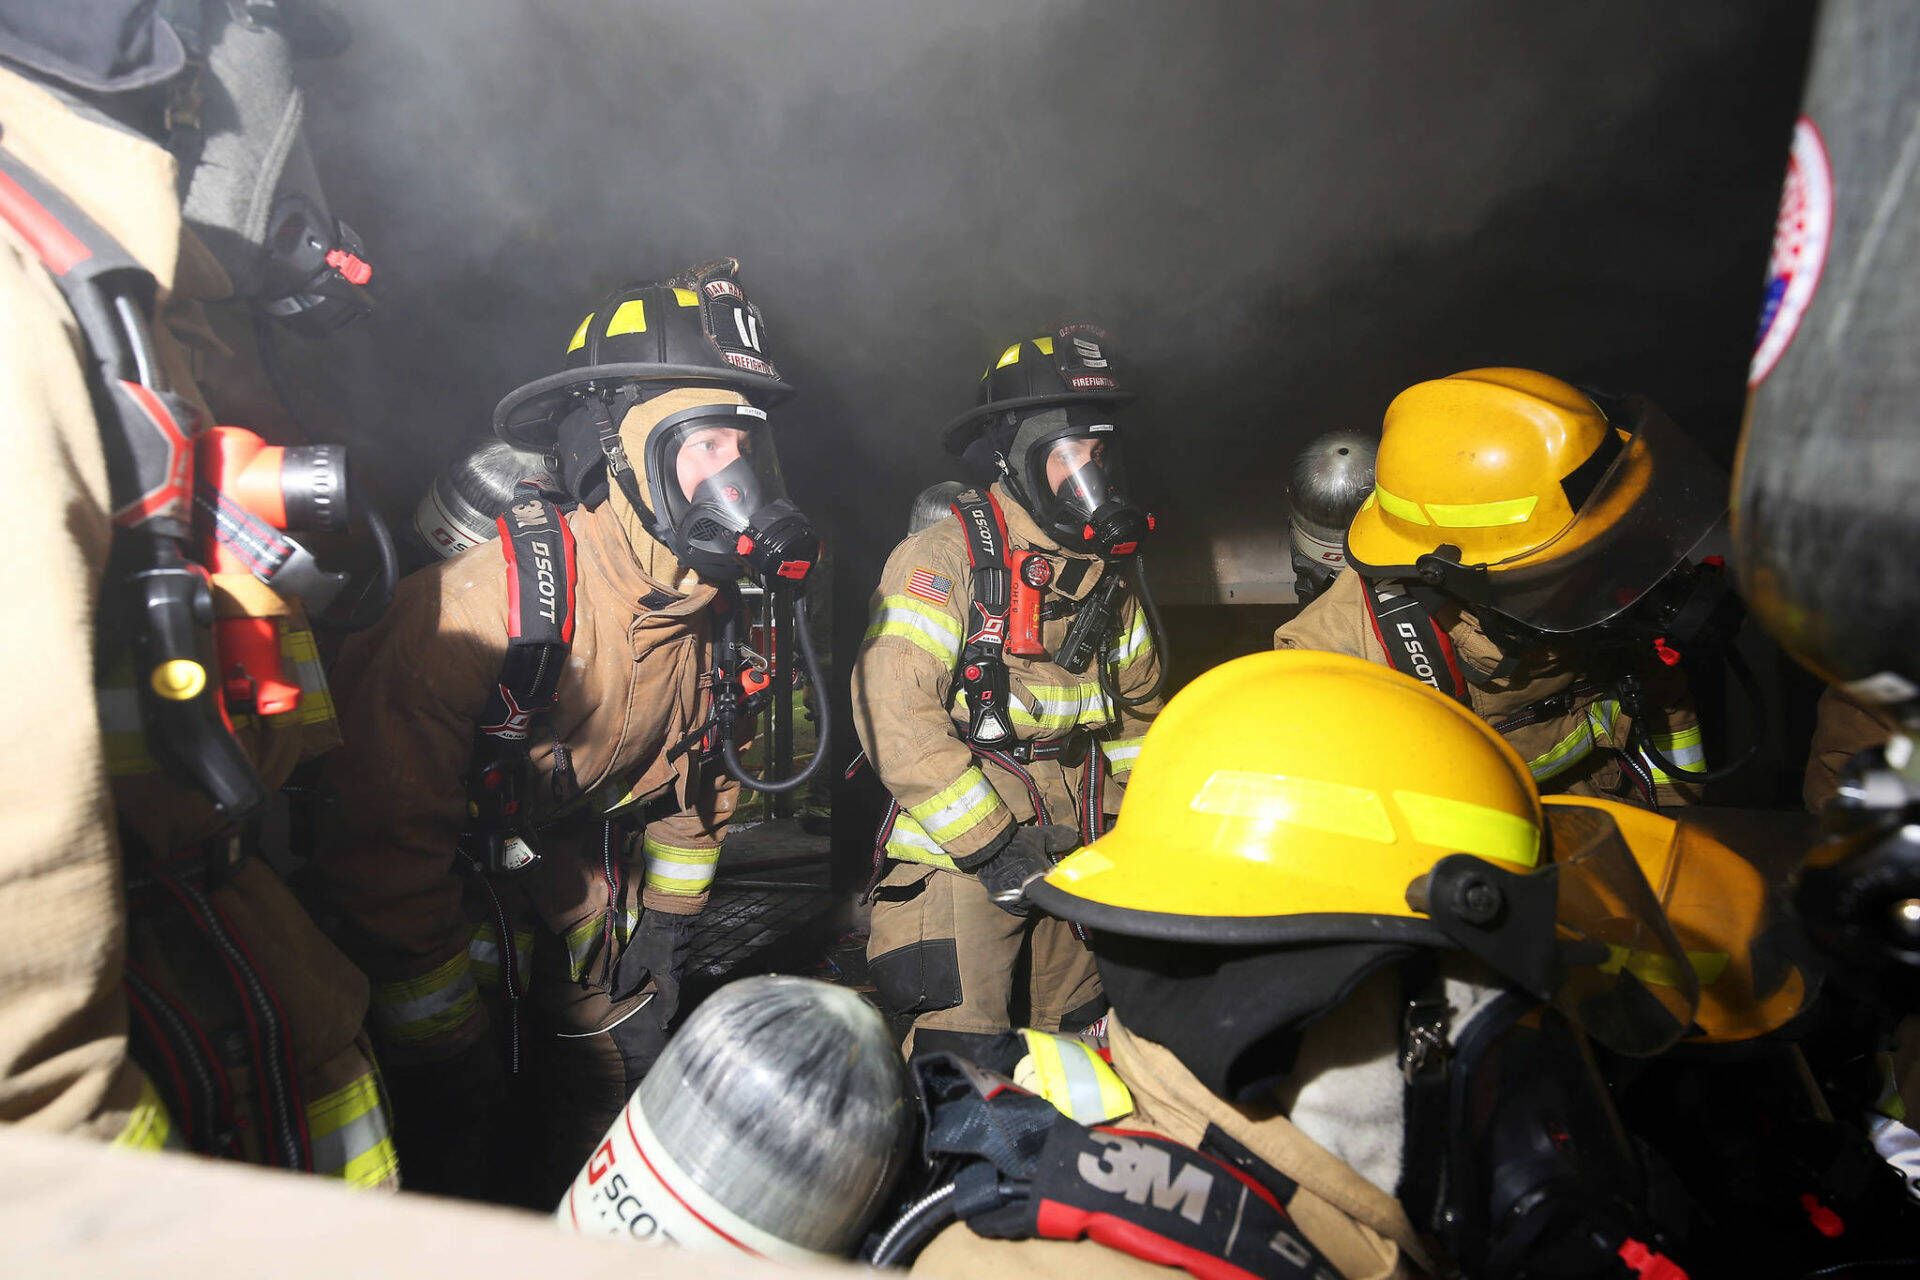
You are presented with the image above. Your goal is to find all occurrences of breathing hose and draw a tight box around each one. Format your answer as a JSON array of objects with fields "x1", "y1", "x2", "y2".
[
  {"x1": 311, "y1": 488, "x2": 397, "y2": 632},
  {"x1": 1100, "y1": 556, "x2": 1172, "y2": 709},
  {"x1": 867, "y1": 1183, "x2": 960, "y2": 1268},
  {"x1": 720, "y1": 589, "x2": 832, "y2": 794},
  {"x1": 1624, "y1": 642, "x2": 1768, "y2": 785}
]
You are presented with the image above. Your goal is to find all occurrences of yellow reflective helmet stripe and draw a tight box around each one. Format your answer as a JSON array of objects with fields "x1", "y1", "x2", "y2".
[
  {"x1": 906, "y1": 766, "x2": 1005, "y2": 844},
  {"x1": 1373, "y1": 486, "x2": 1430, "y2": 525},
  {"x1": 1423, "y1": 495, "x2": 1539, "y2": 528},
  {"x1": 1015, "y1": 1030, "x2": 1132, "y2": 1124},
  {"x1": 1599, "y1": 945, "x2": 1730, "y2": 990},
  {"x1": 1191, "y1": 771, "x2": 1396, "y2": 844},
  {"x1": 111, "y1": 1077, "x2": 178, "y2": 1152},
  {"x1": 307, "y1": 1072, "x2": 399, "y2": 1189},
  {"x1": 1374, "y1": 485, "x2": 1540, "y2": 530},
  {"x1": 1191, "y1": 771, "x2": 1539, "y2": 866},
  {"x1": 996, "y1": 343, "x2": 1023, "y2": 369},
  {"x1": 644, "y1": 835, "x2": 721, "y2": 898},
  {"x1": 864, "y1": 595, "x2": 962, "y2": 664},
  {"x1": 567, "y1": 313, "x2": 594, "y2": 353},
  {"x1": 673, "y1": 287, "x2": 699, "y2": 307},
  {"x1": 1393, "y1": 788, "x2": 1541, "y2": 867},
  {"x1": 1032, "y1": 336, "x2": 1055, "y2": 355},
  {"x1": 604, "y1": 298, "x2": 648, "y2": 337},
  {"x1": 368, "y1": 952, "x2": 480, "y2": 1047}
]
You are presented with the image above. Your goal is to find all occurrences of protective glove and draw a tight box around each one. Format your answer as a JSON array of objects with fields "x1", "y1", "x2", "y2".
[
  {"x1": 958, "y1": 824, "x2": 1081, "y2": 917},
  {"x1": 612, "y1": 909, "x2": 696, "y2": 1028}
]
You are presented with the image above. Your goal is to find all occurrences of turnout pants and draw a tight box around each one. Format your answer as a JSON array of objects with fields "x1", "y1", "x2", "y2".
[{"x1": 867, "y1": 860, "x2": 1103, "y2": 1057}]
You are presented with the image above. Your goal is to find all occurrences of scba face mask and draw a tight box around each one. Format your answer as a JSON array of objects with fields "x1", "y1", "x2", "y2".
[
  {"x1": 1009, "y1": 409, "x2": 1151, "y2": 559},
  {"x1": 644, "y1": 404, "x2": 818, "y2": 586}
]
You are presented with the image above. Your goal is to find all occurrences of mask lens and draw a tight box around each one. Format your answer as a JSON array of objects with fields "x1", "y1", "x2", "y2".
[{"x1": 676, "y1": 425, "x2": 752, "y2": 504}]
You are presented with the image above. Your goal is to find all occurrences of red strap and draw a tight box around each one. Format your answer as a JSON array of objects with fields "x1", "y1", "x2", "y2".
[{"x1": 0, "y1": 168, "x2": 91, "y2": 274}]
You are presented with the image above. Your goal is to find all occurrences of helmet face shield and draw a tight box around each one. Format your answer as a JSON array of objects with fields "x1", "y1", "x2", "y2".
[
  {"x1": 645, "y1": 403, "x2": 818, "y2": 583},
  {"x1": 1416, "y1": 401, "x2": 1729, "y2": 634},
  {"x1": 1424, "y1": 803, "x2": 1700, "y2": 1056}
]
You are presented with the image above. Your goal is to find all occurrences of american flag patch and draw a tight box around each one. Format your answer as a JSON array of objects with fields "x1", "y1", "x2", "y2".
[{"x1": 906, "y1": 567, "x2": 953, "y2": 605}]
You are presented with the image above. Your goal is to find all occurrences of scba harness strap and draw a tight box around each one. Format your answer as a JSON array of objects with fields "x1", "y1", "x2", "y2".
[
  {"x1": 460, "y1": 481, "x2": 579, "y2": 877},
  {"x1": 1359, "y1": 578, "x2": 1471, "y2": 705},
  {"x1": 902, "y1": 1054, "x2": 1339, "y2": 1280},
  {"x1": 948, "y1": 489, "x2": 1017, "y2": 746}
]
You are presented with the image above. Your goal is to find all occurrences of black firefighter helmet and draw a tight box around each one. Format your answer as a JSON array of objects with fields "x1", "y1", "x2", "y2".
[{"x1": 494, "y1": 257, "x2": 792, "y2": 453}]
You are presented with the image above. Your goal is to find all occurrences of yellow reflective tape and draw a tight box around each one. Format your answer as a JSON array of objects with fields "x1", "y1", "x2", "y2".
[
  {"x1": 1373, "y1": 486, "x2": 1430, "y2": 526},
  {"x1": 644, "y1": 836, "x2": 720, "y2": 897},
  {"x1": 1527, "y1": 716, "x2": 1600, "y2": 781},
  {"x1": 1101, "y1": 736, "x2": 1146, "y2": 773},
  {"x1": 996, "y1": 344, "x2": 1023, "y2": 369},
  {"x1": 567, "y1": 313, "x2": 594, "y2": 353},
  {"x1": 673, "y1": 287, "x2": 699, "y2": 307},
  {"x1": 1190, "y1": 771, "x2": 1395, "y2": 844},
  {"x1": 1392, "y1": 789, "x2": 1540, "y2": 867},
  {"x1": 864, "y1": 595, "x2": 962, "y2": 663},
  {"x1": 111, "y1": 1077, "x2": 175, "y2": 1152},
  {"x1": 1423, "y1": 495, "x2": 1539, "y2": 528},
  {"x1": 369, "y1": 952, "x2": 480, "y2": 1046},
  {"x1": 307, "y1": 1072, "x2": 399, "y2": 1188},
  {"x1": 883, "y1": 812, "x2": 960, "y2": 870},
  {"x1": 1599, "y1": 946, "x2": 1729, "y2": 990},
  {"x1": 1033, "y1": 336, "x2": 1054, "y2": 355},
  {"x1": 1017, "y1": 1030, "x2": 1133, "y2": 1124},
  {"x1": 605, "y1": 299, "x2": 647, "y2": 337},
  {"x1": 906, "y1": 766, "x2": 1005, "y2": 842}
]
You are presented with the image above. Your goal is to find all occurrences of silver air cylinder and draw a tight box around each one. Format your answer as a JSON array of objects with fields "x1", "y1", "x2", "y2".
[
  {"x1": 558, "y1": 975, "x2": 913, "y2": 1259},
  {"x1": 908, "y1": 480, "x2": 969, "y2": 535},
  {"x1": 1287, "y1": 431, "x2": 1377, "y2": 603},
  {"x1": 412, "y1": 438, "x2": 548, "y2": 559}
]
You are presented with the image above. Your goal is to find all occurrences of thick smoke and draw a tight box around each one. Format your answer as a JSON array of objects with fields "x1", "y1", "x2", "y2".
[{"x1": 299, "y1": 0, "x2": 1812, "y2": 603}]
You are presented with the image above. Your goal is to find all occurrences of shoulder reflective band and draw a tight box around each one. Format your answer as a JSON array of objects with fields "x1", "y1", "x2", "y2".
[
  {"x1": 864, "y1": 594, "x2": 962, "y2": 663},
  {"x1": 1192, "y1": 770, "x2": 1540, "y2": 867},
  {"x1": 1016, "y1": 1030, "x2": 1133, "y2": 1125},
  {"x1": 1373, "y1": 485, "x2": 1539, "y2": 529}
]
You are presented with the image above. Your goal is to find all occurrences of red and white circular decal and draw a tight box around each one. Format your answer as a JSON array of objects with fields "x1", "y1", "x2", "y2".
[{"x1": 1750, "y1": 116, "x2": 1833, "y2": 389}]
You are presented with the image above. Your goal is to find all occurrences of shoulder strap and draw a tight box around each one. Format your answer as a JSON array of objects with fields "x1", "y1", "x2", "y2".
[
  {"x1": 463, "y1": 483, "x2": 578, "y2": 875},
  {"x1": 947, "y1": 489, "x2": 1015, "y2": 745},
  {"x1": 1360, "y1": 578, "x2": 1471, "y2": 706}
]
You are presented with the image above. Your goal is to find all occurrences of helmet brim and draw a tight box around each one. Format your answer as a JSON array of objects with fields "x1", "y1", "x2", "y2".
[
  {"x1": 1342, "y1": 493, "x2": 1443, "y2": 578},
  {"x1": 939, "y1": 389, "x2": 1135, "y2": 457},
  {"x1": 1026, "y1": 877, "x2": 1452, "y2": 948},
  {"x1": 494, "y1": 361, "x2": 796, "y2": 450}
]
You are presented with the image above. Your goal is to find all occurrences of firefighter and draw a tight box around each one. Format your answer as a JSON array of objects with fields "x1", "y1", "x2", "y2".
[
  {"x1": 853, "y1": 325, "x2": 1167, "y2": 1059},
  {"x1": 311, "y1": 259, "x2": 824, "y2": 1205},
  {"x1": 0, "y1": 2, "x2": 394, "y2": 1183},
  {"x1": 1277, "y1": 367, "x2": 1727, "y2": 807},
  {"x1": 877, "y1": 650, "x2": 1710, "y2": 1278}
]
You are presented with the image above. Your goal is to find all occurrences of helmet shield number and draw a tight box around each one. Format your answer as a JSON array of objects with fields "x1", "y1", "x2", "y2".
[{"x1": 1458, "y1": 399, "x2": 1729, "y2": 634}]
